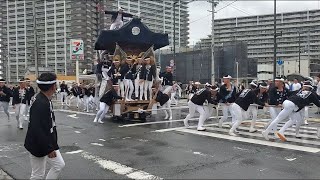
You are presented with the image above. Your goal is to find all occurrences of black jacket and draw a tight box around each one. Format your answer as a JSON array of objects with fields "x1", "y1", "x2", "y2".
[
  {"x1": 100, "y1": 89, "x2": 122, "y2": 106},
  {"x1": 110, "y1": 65, "x2": 121, "y2": 84},
  {"x1": 160, "y1": 72, "x2": 173, "y2": 86},
  {"x1": 235, "y1": 89, "x2": 263, "y2": 111},
  {"x1": 142, "y1": 65, "x2": 156, "y2": 81},
  {"x1": 12, "y1": 87, "x2": 29, "y2": 105},
  {"x1": 71, "y1": 87, "x2": 80, "y2": 97},
  {"x1": 88, "y1": 87, "x2": 95, "y2": 96},
  {"x1": 133, "y1": 64, "x2": 144, "y2": 79},
  {"x1": 123, "y1": 64, "x2": 135, "y2": 80},
  {"x1": 253, "y1": 89, "x2": 268, "y2": 109},
  {"x1": 0, "y1": 85, "x2": 12, "y2": 102},
  {"x1": 24, "y1": 92, "x2": 59, "y2": 157},
  {"x1": 191, "y1": 88, "x2": 218, "y2": 106},
  {"x1": 288, "y1": 90, "x2": 320, "y2": 112},
  {"x1": 155, "y1": 91, "x2": 170, "y2": 106},
  {"x1": 219, "y1": 84, "x2": 237, "y2": 103},
  {"x1": 186, "y1": 85, "x2": 197, "y2": 94},
  {"x1": 60, "y1": 84, "x2": 69, "y2": 93},
  {"x1": 268, "y1": 87, "x2": 290, "y2": 105},
  {"x1": 105, "y1": 11, "x2": 134, "y2": 23},
  {"x1": 26, "y1": 86, "x2": 35, "y2": 105}
]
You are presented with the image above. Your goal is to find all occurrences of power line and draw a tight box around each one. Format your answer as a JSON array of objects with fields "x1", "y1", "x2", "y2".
[
  {"x1": 216, "y1": 0, "x2": 238, "y2": 12},
  {"x1": 189, "y1": 0, "x2": 238, "y2": 24},
  {"x1": 229, "y1": 4, "x2": 253, "y2": 15}
]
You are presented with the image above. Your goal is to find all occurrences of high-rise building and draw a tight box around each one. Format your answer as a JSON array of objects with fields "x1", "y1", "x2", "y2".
[
  {"x1": 0, "y1": 0, "x2": 189, "y2": 82},
  {"x1": 0, "y1": 6, "x2": 4, "y2": 79},
  {"x1": 105, "y1": 0, "x2": 189, "y2": 48},
  {"x1": 196, "y1": 9, "x2": 320, "y2": 80},
  {"x1": 0, "y1": 0, "x2": 101, "y2": 82}
]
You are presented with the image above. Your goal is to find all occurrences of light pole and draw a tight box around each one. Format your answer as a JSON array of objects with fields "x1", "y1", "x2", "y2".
[
  {"x1": 273, "y1": 0, "x2": 277, "y2": 80},
  {"x1": 298, "y1": 31, "x2": 301, "y2": 74},
  {"x1": 173, "y1": 1, "x2": 177, "y2": 80}
]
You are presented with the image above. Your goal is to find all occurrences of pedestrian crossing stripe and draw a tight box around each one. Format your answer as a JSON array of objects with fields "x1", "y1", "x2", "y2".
[
  {"x1": 154, "y1": 120, "x2": 320, "y2": 153},
  {"x1": 175, "y1": 128, "x2": 320, "y2": 153}
]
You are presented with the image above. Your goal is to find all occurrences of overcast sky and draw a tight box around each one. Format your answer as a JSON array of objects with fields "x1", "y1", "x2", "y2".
[{"x1": 188, "y1": 0, "x2": 320, "y2": 45}]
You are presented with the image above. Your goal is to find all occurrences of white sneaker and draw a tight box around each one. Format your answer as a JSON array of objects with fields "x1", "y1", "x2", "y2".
[
  {"x1": 164, "y1": 116, "x2": 169, "y2": 120},
  {"x1": 169, "y1": 117, "x2": 173, "y2": 120},
  {"x1": 262, "y1": 130, "x2": 269, "y2": 140},
  {"x1": 249, "y1": 127, "x2": 257, "y2": 133},
  {"x1": 304, "y1": 120, "x2": 309, "y2": 125},
  {"x1": 93, "y1": 118, "x2": 98, "y2": 123},
  {"x1": 229, "y1": 131, "x2": 237, "y2": 136},
  {"x1": 197, "y1": 127, "x2": 206, "y2": 131},
  {"x1": 183, "y1": 119, "x2": 189, "y2": 128},
  {"x1": 295, "y1": 133, "x2": 302, "y2": 138},
  {"x1": 98, "y1": 120, "x2": 104, "y2": 124}
]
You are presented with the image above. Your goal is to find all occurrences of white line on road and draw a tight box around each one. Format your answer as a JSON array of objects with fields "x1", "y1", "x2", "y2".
[
  {"x1": 56, "y1": 109, "x2": 96, "y2": 116},
  {"x1": 66, "y1": 150, "x2": 83, "y2": 154},
  {"x1": 90, "y1": 143, "x2": 104, "y2": 147},
  {"x1": 153, "y1": 123, "x2": 218, "y2": 133},
  {"x1": 80, "y1": 151, "x2": 162, "y2": 179},
  {"x1": 175, "y1": 129, "x2": 320, "y2": 153},
  {"x1": 119, "y1": 116, "x2": 219, "y2": 128}
]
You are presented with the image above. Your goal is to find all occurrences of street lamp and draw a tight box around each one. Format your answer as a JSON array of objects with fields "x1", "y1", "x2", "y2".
[
  {"x1": 298, "y1": 31, "x2": 301, "y2": 74},
  {"x1": 273, "y1": 0, "x2": 277, "y2": 80},
  {"x1": 173, "y1": 1, "x2": 177, "y2": 81}
]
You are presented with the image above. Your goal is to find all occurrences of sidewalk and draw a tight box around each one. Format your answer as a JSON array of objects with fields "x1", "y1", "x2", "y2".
[{"x1": 0, "y1": 169, "x2": 12, "y2": 180}]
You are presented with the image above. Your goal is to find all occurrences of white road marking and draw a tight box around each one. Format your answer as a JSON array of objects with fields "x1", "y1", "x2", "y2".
[
  {"x1": 66, "y1": 150, "x2": 83, "y2": 154},
  {"x1": 153, "y1": 123, "x2": 218, "y2": 133},
  {"x1": 80, "y1": 151, "x2": 162, "y2": 179},
  {"x1": 285, "y1": 157, "x2": 297, "y2": 161},
  {"x1": 205, "y1": 126, "x2": 320, "y2": 146},
  {"x1": 90, "y1": 143, "x2": 104, "y2": 147},
  {"x1": 74, "y1": 131, "x2": 81, "y2": 134},
  {"x1": 175, "y1": 129, "x2": 320, "y2": 153},
  {"x1": 56, "y1": 109, "x2": 96, "y2": 116},
  {"x1": 119, "y1": 116, "x2": 219, "y2": 128},
  {"x1": 67, "y1": 114, "x2": 79, "y2": 119},
  {"x1": 99, "y1": 139, "x2": 106, "y2": 142},
  {"x1": 122, "y1": 137, "x2": 132, "y2": 140}
]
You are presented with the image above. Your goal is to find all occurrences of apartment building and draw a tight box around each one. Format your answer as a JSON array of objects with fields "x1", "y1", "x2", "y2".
[
  {"x1": 196, "y1": 9, "x2": 320, "y2": 80},
  {"x1": 0, "y1": 0, "x2": 102, "y2": 82},
  {"x1": 106, "y1": 0, "x2": 189, "y2": 48}
]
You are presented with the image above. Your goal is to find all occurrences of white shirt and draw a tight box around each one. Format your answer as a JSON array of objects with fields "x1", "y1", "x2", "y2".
[
  {"x1": 317, "y1": 82, "x2": 320, "y2": 96},
  {"x1": 292, "y1": 83, "x2": 301, "y2": 91}
]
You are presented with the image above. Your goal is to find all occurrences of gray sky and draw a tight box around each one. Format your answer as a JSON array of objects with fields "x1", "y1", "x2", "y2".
[{"x1": 188, "y1": 0, "x2": 320, "y2": 45}]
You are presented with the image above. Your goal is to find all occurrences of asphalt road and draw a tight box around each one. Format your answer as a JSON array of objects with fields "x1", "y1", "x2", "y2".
[{"x1": 0, "y1": 101, "x2": 320, "y2": 179}]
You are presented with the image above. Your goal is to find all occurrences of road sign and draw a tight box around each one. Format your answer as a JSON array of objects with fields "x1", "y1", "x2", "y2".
[
  {"x1": 277, "y1": 59, "x2": 284, "y2": 65},
  {"x1": 70, "y1": 39, "x2": 84, "y2": 60}
]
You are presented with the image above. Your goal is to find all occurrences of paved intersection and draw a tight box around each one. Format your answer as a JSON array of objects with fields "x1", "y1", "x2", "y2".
[{"x1": 0, "y1": 101, "x2": 320, "y2": 179}]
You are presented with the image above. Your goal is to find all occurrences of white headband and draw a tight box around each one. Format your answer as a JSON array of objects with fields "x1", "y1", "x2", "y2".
[
  {"x1": 36, "y1": 80, "x2": 57, "y2": 85},
  {"x1": 223, "y1": 75, "x2": 232, "y2": 79}
]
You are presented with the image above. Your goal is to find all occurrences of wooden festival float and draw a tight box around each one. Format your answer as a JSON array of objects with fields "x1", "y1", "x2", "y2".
[{"x1": 94, "y1": 17, "x2": 169, "y2": 121}]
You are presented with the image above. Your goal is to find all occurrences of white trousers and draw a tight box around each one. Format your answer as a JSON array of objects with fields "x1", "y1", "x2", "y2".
[
  {"x1": 30, "y1": 150, "x2": 65, "y2": 180},
  {"x1": 188, "y1": 93, "x2": 194, "y2": 101},
  {"x1": 119, "y1": 80, "x2": 125, "y2": 98},
  {"x1": 124, "y1": 79, "x2": 134, "y2": 100},
  {"x1": 266, "y1": 100, "x2": 299, "y2": 133},
  {"x1": 95, "y1": 102, "x2": 110, "y2": 121},
  {"x1": 99, "y1": 80, "x2": 108, "y2": 98},
  {"x1": 279, "y1": 110, "x2": 304, "y2": 135},
  {"x1": 0, "y1": 101, "x2": 10, "y2": 119},
  {"x1": 203, "y1": 104, "x2": 214, "y2": 120},
  {"x1": 267, "y1": 106, "x2": 282, "y2": 130},
  {"x1": 110, "y1": 20, "x2": 124, "y2": 30},
  {"x1": 247, "y1": 105, "x2": 258, "y2": 128},
  {"x1": 184, "y1": 101, "x2": 207, "y2": 128},
  {"x1": 163, "y1": 85, "x2": 172, "y2": 94},
  {"x1": 230, "y1": 103, "x2": 247, "y2": 132},
  {"x1": 219, "y1": 103, "x2": 234, "y2": 125},
  {"x1": 144, "y1": 80, "x2": 153, "y2": 100},
  {"x1": 161, "y1": 99, "x2": 172, "y2": 119},
  {"x1": 69, "y1": 95, "x2": 81, "y2": 108},
  {"x1": 134, "y1": 79, "x2": 144, "y2": 100},
  {"x1": 15, "y1": 103, "x2": 26, "y2": 128},
  {"x1": 60, "y1": 92, "x2": 68, "y2": 105},
  {"x1": 170, "y1": 92, "x2": 178, "y2": 105}
]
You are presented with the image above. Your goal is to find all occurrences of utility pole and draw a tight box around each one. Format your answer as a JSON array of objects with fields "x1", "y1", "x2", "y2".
[
  {"x1": 173, "y1": 1, "x2": 177, "y2": 80},
  {"x1": 211, "y1": 0, "x2": 215, "y2": 84},
  {"x1": 273, "y1": 0, "x2": 277, "y2": 80},
  {"x1": 33, "y1": 1, "x2": 39, "y2": 79},
  {"x1": 298, "y1": 32, "x2": 301, "y2": 74}
]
